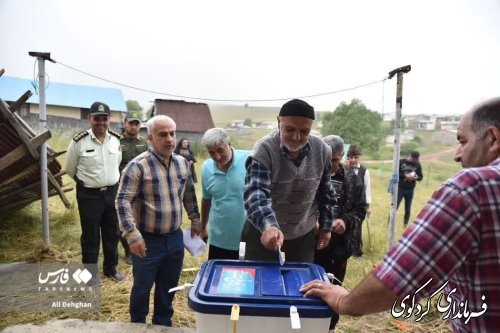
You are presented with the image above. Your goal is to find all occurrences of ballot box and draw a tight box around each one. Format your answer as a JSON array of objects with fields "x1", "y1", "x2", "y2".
[{"x1": 188, "y1": 259, "x2": 333, "y2": 333}]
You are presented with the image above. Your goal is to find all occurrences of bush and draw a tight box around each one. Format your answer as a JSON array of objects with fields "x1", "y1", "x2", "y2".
[{"x1": 400, "y1": 141, "x2": 418, "y2": 156}]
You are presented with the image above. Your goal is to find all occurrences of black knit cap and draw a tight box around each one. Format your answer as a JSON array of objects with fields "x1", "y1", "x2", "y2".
[{"x1": 279, "y1": 99, "x2": 315, "y2": 120}]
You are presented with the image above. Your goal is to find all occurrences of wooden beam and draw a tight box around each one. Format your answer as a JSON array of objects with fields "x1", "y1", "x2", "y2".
[
  {"x1": 0, "y1": 164, "x2": 38, "y2": 188},
  {"x1": 0, "y1": 99, "x2": 39, "y2": 159},
  {"x1": 10, "y1": 109, "x2": 58, "y2": 156},
  {"x1": 47, "y1": 171, "x2": 71, "y2": 208},
  {"x1": 49, "y1": 151, "x2": 66, "y2": 160},
  {"x1": 0, "y1": 181, "x2": 40, "y2": 202},
  {"x1": 0, "y1": 152, "x2": 66, "y2": 188},
  {"x1": 9, "y1": 91, "x2": 33, "y2": 113},
  {"x1": 0, "y1": 130, "x2": 51, "y2": 171},
  {"x1": 0, "y1": 190, "x2": 61, "y2": 212}
]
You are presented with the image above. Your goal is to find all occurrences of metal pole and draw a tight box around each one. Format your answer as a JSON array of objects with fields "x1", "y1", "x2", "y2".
[
  {"x1": 387, "y1": 65, "x2": 411, "y2": 248},
  {"x1": 29, "y1": 51, "x2": 54, "y2": 249}
]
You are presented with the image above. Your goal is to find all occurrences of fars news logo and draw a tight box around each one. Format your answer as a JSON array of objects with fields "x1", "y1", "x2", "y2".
[{"x1": 38, "y1": 267, "x2": 93, "y2": 286}]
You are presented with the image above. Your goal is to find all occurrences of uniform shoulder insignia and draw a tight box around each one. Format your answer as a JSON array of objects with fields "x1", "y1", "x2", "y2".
[
  {"x1": 73, "y1": 130, "x2": 89, "y2": 142},
  {"x1": 108, "y1": 129, "x2": 121, "y2": 139}
]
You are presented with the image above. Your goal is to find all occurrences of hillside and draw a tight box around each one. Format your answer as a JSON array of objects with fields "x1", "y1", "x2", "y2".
[{"x1": 209, "y1": 104, "x2": 280, "y2": 126}]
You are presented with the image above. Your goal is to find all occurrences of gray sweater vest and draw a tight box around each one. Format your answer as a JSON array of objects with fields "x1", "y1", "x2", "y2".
[{"x1": 250, "y1": 130, "x2": 331, "y2": 239}]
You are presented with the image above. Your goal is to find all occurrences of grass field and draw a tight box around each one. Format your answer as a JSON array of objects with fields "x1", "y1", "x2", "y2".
[
  {"x1": 210, "y1": 104, "x2": 280, "y2": 127},
  {"x1": 0, "y1": 128, "x2": 462, "y2": 332}
]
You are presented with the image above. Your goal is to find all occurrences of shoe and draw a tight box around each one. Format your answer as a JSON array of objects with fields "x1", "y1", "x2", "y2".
[
  {"x1": 125, "y1": 254, "x2": 132, "y2": 265},
  {"x1": 104, "y1": 272, "x2": 125, "y2": 282}
]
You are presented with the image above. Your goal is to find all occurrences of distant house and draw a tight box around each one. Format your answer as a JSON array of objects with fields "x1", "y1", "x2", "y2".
[
  {"x1": 153, "y1": 99, "x2": 215, "y2": 142},
  {"x1": 0, "y1": 76, "x2": 127, "y2": 130},
  {"x1": 254, "y1": 121, "x2": 276, "y2": 129},
  {"x1": 437, "y1": 116, "x2": 460, "y2": 131},
  {"x1": 415, "y1": 115, "x2": 437, "y2": 130},
  {"x1": 230, "y1": 120, "x2": 244, "y2": 128},
  {"x1": 412, "y1": 114, "x2": 461, "y2": 131}
]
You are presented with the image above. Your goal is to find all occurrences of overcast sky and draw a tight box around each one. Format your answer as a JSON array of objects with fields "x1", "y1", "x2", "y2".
[{"x1": 1, "y1": 0, "x2": 499, "y2": 115}]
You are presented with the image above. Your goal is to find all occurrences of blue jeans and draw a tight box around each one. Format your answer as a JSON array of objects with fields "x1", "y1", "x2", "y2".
[
  {"x1": 130, "y1": 229, "x2": 184, "y2": 326},
  {"x1": 397, "y1": 187, "x2": 415, "y2": 225}
]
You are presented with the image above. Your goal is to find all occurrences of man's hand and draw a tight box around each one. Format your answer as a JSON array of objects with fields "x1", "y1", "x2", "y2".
[
  {"x1": 260, "y1": 226, "x2": 284, "y2": 251},
  {"x1": 200, "y1": 227, "x2": 208, "y2": 242},
  {"x1": 129, "y1": 238, "x2": 147, "y2": 258},
  {"x1": 366, "y1": 204, "x2": 371, "y2": 218},
  {"x1": 316, "y1": 229, "x2": 331, "y2": 249},
  {"x1": 191, "y1": 224, "x2": 201, "y2": 237},
  {"x1": 300, "y1": 279, "x2": 349, "y2": 314},
  {"x1": 332, "y1": 219, "x2": 346, "y2": 235}
]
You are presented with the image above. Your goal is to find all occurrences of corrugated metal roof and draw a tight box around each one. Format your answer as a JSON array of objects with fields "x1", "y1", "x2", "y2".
[
  {"x1": 0, "y1": 76, "x2": 127, "y2": 112},
  {"x1": 154, "y1": 99, "x2": 215, "y2": 133}
]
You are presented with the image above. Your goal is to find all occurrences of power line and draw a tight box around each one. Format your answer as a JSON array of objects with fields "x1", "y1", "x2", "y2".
[{"x1": 54, "y1": 59, "x2": 387, "y2": 103}]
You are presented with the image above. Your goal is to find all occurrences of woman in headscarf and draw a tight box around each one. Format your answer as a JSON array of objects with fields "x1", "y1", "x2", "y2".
[{"x1": 174, "y1": 138, "x2": 198, "y2": 183}]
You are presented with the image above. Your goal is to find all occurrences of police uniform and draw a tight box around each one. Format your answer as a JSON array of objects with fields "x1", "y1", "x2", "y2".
[
  {"x1": 65, "y1": 105, "x2": 122, "y2": 279},
  {"x1": 119, "y1": 135, "x2": 148, "y2": 172}
]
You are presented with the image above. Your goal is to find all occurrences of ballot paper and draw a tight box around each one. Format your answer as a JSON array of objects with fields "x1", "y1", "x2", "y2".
[
  {"x1": 183, "y1": 227, "x2": 207, "y2": 257},
  {"x1": 278, "y1": 246, "x2": 285, "y2": 265}
]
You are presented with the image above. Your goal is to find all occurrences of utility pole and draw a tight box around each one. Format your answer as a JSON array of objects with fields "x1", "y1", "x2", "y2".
[
  {"x1": 387, "y1": 65, "x2": 411, "y2": 248},
  {"x1": 29, "y1": 51, "x2": 55, "y2": 249}
]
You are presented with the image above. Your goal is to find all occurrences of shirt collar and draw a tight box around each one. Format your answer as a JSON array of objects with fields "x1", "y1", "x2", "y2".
[
  {"x1": 350, "y1": 163, "x2": 360, "y2": 170},
  {"x1": 89, "y1": 129, "x2": 110, "y2": 141},
  {"x1": 150, "y1": 148, "x2": 171, "y2": 166}
]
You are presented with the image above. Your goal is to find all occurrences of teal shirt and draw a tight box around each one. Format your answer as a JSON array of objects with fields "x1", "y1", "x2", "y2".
[{"x1": 201, "y1": 149, "x2": 249, "y2": 251}]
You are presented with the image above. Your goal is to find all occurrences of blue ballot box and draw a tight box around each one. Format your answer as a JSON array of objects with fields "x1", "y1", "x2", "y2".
[{"x1": 188, "y1": 260, "x2": 333, "y2": 333}]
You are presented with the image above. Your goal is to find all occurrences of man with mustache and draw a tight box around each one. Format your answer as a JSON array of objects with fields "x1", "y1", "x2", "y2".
[
  {"x1": 301, "y1": 97, "x2": 500, "y2": 332},
  {"x1": 65, "y1": 101, "x2": 124, "y2": 283},
  {"x1": 242, "y1": 99, "x2": 335, "y2": 262},
  {"x1": 116, "y1": 115, "x2": 200, "y2": 326}
]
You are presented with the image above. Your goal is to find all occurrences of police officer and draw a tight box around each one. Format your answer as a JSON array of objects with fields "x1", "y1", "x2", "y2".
[
  {"x1": 65, "y1": 101, "x2": 125, "y2": 282},
  {"x1": 119, "y1": 111, "x2": 148, "y2": 264}
]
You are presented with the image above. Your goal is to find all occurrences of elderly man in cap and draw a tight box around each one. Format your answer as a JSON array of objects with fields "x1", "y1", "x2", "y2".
[
  {"x1": 242, "y1": 99, "x2": 335, "y2": 262},
  {"x1": 65, "y1": 101, "x2": 125, "y2": 282},
  {"x1": 119, "y1": 111, "x2": 148, "y2": 264},
  {"x1": 346, "y1": 144, "x2": 372, "y2": 257},
  {"x1": 314, "y1": 135, "x2": 366, "y2": 330}
]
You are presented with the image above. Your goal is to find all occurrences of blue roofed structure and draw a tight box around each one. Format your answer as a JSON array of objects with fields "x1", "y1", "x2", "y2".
[
  {"x1": 0, "y1": 76, "x2": 126, "y2": 111},
  {"x1": 0, "y1": 76, "x2": 126, "y2": 126}
]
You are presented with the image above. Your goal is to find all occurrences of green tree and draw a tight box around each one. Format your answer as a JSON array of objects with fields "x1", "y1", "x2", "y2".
[
  {"x1": 243, "y1": 118, "x2": 253, "y2": 127},
  {"x1": 126, "y1": 100, "x2": 143, "y2": 112},
  {"x1": 146, "y1": 105, "x2": 154, "y2": 119},
  {"x1": 321, "y1": 99, "x2": 384, "y2": 153}
]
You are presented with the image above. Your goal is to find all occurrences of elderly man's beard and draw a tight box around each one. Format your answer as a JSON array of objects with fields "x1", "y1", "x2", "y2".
[{"x1": 282, "y1": 141, "x2": 307, "y2": 152}]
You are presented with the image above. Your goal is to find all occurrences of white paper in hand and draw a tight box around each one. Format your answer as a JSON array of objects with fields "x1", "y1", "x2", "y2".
[
  {"x1": 278, "y1": 246, "x2": 285, "y2": 266},
  {"x1": 183, "y1": 227, "x2": 207, "y2": 257}
]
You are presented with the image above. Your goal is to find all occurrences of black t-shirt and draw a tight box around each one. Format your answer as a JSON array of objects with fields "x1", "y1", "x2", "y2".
[{"x1": 398, "y1": 158, "x2": 423, "y2": 190}]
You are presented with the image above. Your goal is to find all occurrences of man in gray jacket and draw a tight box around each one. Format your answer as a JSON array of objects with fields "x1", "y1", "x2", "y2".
[{"x1": 242, "y1": 99, "x2": 335, "y2": 262}]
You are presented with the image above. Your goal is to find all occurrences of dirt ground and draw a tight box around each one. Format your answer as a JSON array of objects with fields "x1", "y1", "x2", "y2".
[{"x1": 1, "y1": 319, "x2": 194, "y2": 333}]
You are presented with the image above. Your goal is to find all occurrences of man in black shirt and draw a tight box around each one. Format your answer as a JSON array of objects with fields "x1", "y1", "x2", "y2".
[{"x1": 397, "y1": 150, "x2": 423, "y2": 226}]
